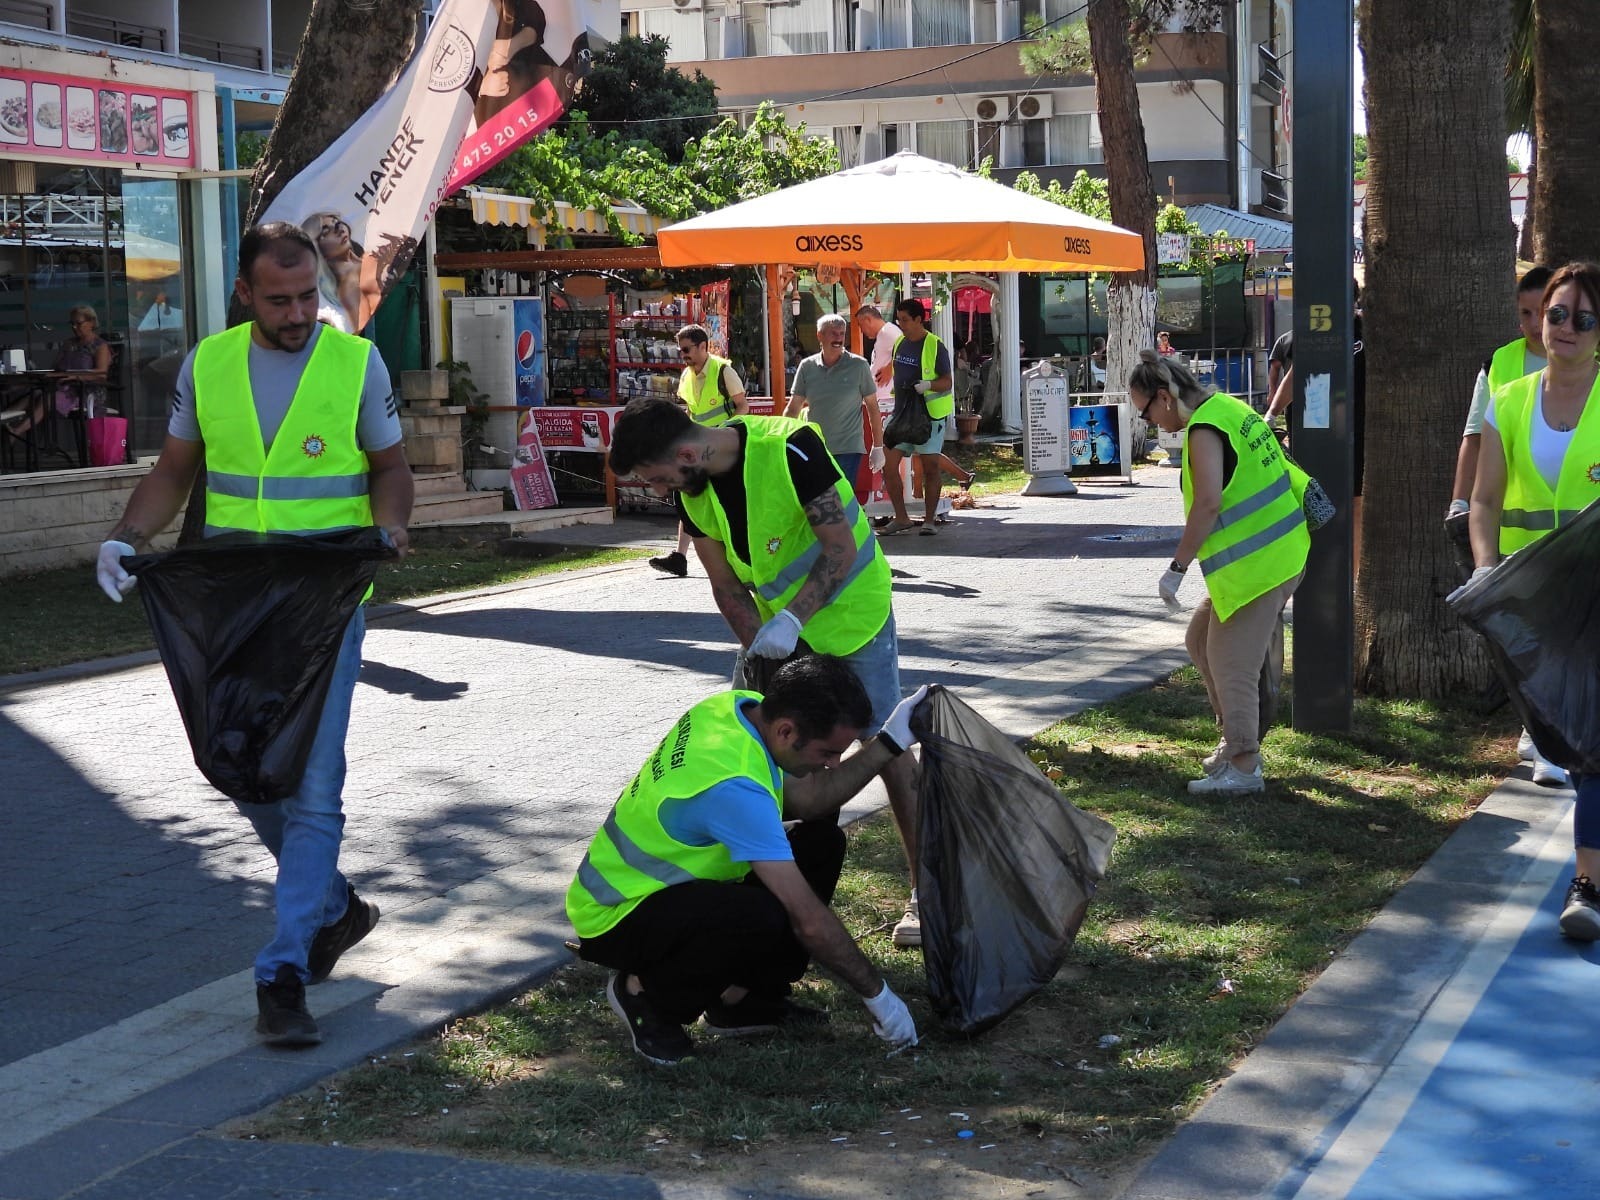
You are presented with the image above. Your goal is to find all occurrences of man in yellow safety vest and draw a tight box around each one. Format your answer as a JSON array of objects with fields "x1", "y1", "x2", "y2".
[{"x1": 94, "y1": 221, "x2": 414, "y2": 1049}]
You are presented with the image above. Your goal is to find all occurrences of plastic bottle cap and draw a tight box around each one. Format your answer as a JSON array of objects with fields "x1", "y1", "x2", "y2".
[{"x1": 957, "y1": 1129, "x2": 975, "y2": 1139}]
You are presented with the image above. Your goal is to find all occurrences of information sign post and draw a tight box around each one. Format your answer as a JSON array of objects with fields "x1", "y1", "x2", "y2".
[{"x1": 1021, "y1": 363, "x2": 1077, "y2": 496}]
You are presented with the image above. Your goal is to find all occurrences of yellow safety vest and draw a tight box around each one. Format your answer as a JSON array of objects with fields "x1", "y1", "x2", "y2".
[
  {"x1": 1490, "y1": 371, "x2": 1600, "y2": 555},
  {"x1": 193, "y1": 324, "x2": 373, "y2": 536},
  {"x1": 681, "y1": 416, "x2": 891, "y2": 656},
  {"x1": 1487, "y1": 338, "x2": 1537, "y2": 394},
  {"x1": 566, "y1": 691, "x2": 779, "y2": 938},
  {"x1": 1182, "y1": 392, "x2": 1311, "y2": 622},
  {"x1": 892, "y1": 332, "x2": 954, "y2": 420},
  {"x1": 679, "y1": 353, "x2": 736, "y2": 426}
]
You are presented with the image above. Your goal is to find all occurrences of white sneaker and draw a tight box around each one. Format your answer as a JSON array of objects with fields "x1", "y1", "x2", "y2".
[
  {"x1": 1187, "y1": 763, "x2": 1265, "y2": 794},
  {"x1": 1531, "y1": 754, "x2": 1569, "y2": 788},
  {"x1": 892, "y1": 897, "x2": 921, "y2": 948},
  {"x1": 1517, "y1": 729, "x2": 1535, "y2": 761}
]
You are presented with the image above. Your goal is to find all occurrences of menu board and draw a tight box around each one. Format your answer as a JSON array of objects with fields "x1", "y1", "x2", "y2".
[
  {"x1": 1023, "y1": 369, "x2": 1070, "y2": 475},
  {"x1": 0, "y1": 68, "x2": 195, "y2": 167}
]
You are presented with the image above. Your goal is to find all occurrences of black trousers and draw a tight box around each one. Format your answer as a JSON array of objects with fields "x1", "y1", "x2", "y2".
[{"x1": 579, "y1": 819, "x2": 847, "y2": 1025}]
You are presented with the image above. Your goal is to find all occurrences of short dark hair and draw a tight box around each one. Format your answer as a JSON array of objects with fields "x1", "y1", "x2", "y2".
[
  {"x1": 238, "y1": 221, "x2": 318, "y2": 283},
  {"x1": 759, "y1": 654, "x2": 872, "y2": 742},
  {"x1": 854, "y1": 304, "x2": 883, "y2": 320},
  {"x1": 1541, "y1": 261, "x2": 1600, "y2": 322},
  {"x1": 1518, "y1": 264, "x2": 1555, "y2": 295},
  {"x1": 676, "y1": 323, "x2": 709, "y2": 347},
  {"x1": 608, "y1": 396, "x2": 694, "y2": 476},
  {"x1": 895, "y1": 298, "x2": 927, "y2": 323}
]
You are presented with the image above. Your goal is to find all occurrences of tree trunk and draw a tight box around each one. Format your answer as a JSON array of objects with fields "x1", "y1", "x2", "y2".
[
  {"x1": 1518, "y1": 142, "x2": 1536, "y2": 262},
  {"x1": 1354, "y1": 0, "x2": 1511, "y2": 697},
  {"x1": 1086, "y1": 0, "x2": 1157, "y2": 407},
  {"x1": 181, "y1": 0, "x2": 424, "y2": 545},
  {"x1": 1532, "y1": 0, "x2": 1600, "y2": 266}
]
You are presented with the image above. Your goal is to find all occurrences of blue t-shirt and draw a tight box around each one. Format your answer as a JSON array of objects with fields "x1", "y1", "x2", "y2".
[{"x1": 658, "y1": 700, "x2": 793, "y2": 863}]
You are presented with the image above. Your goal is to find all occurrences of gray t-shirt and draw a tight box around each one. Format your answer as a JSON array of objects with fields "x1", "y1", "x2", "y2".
[
  {"x1": 168, "y1": 324, "x2": 402, "y2": 453},
  {"x1": 791, "y1": 349, "x2": 876, "y2": 455}
]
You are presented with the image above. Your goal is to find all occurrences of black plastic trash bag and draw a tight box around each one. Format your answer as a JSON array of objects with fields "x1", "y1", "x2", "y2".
[
  {"x1": 909, "y1": 686, "x2": 1117, "y2": 1035},
  {"x1": 127, "y1": 529, "x2": 396, "y2": 804},
  {"x1": 1448, "y1": 499, "x2": 1600, "y2": 772}
]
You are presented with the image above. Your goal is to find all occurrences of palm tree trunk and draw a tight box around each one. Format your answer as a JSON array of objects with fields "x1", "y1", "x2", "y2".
[
  {"x1": 1531, "y1": 0, "x2": 1600, "y2": 266},
  {"x1": 1354, "y1": 0, "x2": 1512, "y2": 696}
]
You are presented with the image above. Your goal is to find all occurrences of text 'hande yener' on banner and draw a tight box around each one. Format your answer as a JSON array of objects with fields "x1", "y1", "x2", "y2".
[{"x1": 263, "y1": 0, "x2": 615, "y2": 334}]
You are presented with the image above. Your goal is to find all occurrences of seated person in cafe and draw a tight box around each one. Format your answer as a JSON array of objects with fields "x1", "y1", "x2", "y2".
[{"x1": 4, "y1": 305, "x2": 111, "y2": 435}]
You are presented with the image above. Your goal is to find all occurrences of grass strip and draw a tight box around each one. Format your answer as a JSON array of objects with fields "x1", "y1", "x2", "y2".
[
  {"x1": 0, "y1": 543, "x2": 647, "y2": 677},
  {"x1": 245, "y1": 656, "x2": 1516, "y2": 1178}
]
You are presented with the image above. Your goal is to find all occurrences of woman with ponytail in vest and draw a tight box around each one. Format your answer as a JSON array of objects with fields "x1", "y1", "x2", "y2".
[
  {"x1": 1128, "y1": 350, "x2": 1310, "y2": 795},
  {"x1": 1468, "y1": 260, "x2": 1600, "y2": 941}
]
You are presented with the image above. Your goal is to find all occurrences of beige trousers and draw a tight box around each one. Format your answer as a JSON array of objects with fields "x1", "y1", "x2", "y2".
[{"x1": 1186, "y1": 570, "x2": 1303, "y2": 772}]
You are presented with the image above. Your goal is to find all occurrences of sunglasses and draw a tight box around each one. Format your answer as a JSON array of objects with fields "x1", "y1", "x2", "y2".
[
  {"x1": 1546, "y1": 305, "x2": 1599, "y2": 333},
  {"x1": 677, "y1": 345, "x2": 696, "y2": 357},
  {"x1": 1135, "y1": 390, "x2": 1162, "y2": 421}
]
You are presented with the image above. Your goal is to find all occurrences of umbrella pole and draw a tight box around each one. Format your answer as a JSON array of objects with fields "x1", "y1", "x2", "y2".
[{"x1": 766, "y1": 262, "x2": 788, "y2": 409}]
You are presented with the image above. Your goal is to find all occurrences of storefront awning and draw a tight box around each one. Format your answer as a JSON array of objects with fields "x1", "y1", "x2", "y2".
[{"x1": 465, "y1": 188, "x2": 661, "y2": 244}]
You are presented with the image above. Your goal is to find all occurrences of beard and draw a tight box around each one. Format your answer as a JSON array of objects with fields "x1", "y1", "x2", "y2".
[{"x1": 679, "y1": 466, "x2": 711, "y2": 495}]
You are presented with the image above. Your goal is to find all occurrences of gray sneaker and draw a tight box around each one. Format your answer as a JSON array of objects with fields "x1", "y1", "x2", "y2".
[
  {"x1": 1187, "y1": 763, "x2": 1265, "y2": 795},
  {"x1": 1560, "y1": 876, "x2": 1600, "y2": 941}
]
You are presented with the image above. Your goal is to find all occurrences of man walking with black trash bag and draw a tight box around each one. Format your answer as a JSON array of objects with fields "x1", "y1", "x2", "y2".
[
  {"x1": 609, "y1": 395, "x2": 927, "y2": 949},
  {"x1": 94, "y1": 221, "x2": 415, "y2": 1047}
]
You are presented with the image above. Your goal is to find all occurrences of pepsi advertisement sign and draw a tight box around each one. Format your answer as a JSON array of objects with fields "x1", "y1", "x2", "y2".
[{"x1": 513, "y1": 296, "x2": 545, "y2": 407}]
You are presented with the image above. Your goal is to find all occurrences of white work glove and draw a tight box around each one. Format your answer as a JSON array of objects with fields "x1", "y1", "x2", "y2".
[
  {"x1": 1158, "y1": 567, "x2": 1186, "y2": 610},
  {"x1": 868, "y1": 445, "x2": 886, "y2": 472},
  {"x1": 879, "y1": 683, "x2": 929, "y2": 754},
  {"x1": 912, "y1": 379, "x2": 930, "y2": 395},
  {"x1": 96, "y1": 540, "x2": 138, "y2": 603},
  {"x1": 1446, "y1": 498, "x2": 1470, "y2": 518},
  {"x1": 748, "y1": 608, "x2": 803, "y2": 659},
  {"x1": 1446, "y1": 565, "x2": 1495, "y2": 605},
  {"x1": 863, "y1": 981, "x2": 918, "y2": 1048}
]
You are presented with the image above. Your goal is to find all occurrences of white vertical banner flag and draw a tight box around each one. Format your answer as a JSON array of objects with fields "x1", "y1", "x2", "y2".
[{"x1": 263, "y1": 0, "x2": 614, "y2": 333}]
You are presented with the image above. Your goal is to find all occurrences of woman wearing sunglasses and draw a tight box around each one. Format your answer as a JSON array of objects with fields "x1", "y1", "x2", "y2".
[
  {"x1": 1468, "y1": 259, "x2": 1600, "y2": 940},
  {"x1": 1128, "y1": 350, "x2": 1311, "y2": 795}
]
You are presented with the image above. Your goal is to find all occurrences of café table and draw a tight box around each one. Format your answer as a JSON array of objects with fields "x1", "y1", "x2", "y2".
[{"x1": 0, "y1": 371, "x2": 93, "y2": 471}]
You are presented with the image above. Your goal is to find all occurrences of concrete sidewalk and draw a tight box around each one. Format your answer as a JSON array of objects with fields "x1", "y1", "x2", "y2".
[{"x1": 0, "y1": 476, "x2": 1197, "y2": 1200}]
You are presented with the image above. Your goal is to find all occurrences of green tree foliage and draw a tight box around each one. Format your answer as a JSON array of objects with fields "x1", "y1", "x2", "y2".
[
  {"x1": 1010, "y1": 168, "x2": 1111, "y2": 222},
  {"x1": 561, "y1": 35, "x2": 718, "y2": 162},
  {"x1": 1353, "y1": 133, "x2": 1369, "y2": 180}
]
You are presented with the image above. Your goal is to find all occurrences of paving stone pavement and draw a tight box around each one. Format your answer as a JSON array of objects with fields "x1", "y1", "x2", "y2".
[{"x1": 0, "y1": 474, "x2": 1195, "y2": 1200}]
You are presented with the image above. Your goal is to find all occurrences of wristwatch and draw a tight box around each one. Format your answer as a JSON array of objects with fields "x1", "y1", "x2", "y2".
[{"x1": 1169, "y1": 560, "x2": 1188, "y2": 574}]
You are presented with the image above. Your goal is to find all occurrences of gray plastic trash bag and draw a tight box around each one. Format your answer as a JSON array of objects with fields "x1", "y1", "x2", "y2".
[
  {"x1": 127, "y1": 529, "x2": 395, "y2": 804},
  {"x1": 910, "y1": 686, "x2": 1117, "y2": 1035},
  {"x1": 1448, "y1": 499, "x2": 1600, "y2": 772}
]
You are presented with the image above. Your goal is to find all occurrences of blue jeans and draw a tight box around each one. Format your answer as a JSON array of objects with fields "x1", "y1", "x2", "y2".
[
  {"x1": 833, "y1": 453, "x2": 864, "y2": 490},
  {"x1": 1574, "y1": 772, "x2": 1600, "y2": 851},
  {"x1": 732, "y1": 613, "x2": 902, "y2": 736},
  {"x1": 235, "y1": 606, "x2": 364, "y2": 985}
]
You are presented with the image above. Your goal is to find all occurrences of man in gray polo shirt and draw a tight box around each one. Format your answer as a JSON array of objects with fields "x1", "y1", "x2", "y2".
[{"x1": 785, "y1": 313, "x2": 883, "y2": 486}]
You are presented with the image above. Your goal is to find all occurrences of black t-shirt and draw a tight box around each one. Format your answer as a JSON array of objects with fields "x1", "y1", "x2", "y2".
[{"x1": 677, "y1": 423, "x2": 843, "y2": 564}]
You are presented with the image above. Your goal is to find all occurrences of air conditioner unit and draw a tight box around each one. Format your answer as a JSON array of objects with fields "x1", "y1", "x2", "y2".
[
  {"x1": 672, "y1": 0, "x2": 703, "y2": 10},
  {"x1": 1014, "y1": 93, "x2": 1053, "y2": 120},
  {"x1": 975, "y1": 95, "x2": 1011, "y2": 123}
]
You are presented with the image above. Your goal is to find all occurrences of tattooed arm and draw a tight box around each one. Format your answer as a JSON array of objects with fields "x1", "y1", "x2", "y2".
[
  {"x1": 694, "y1": 534, "x2": 765, "y2": 648},
  {"x1": 783, "y1": 484, "x2": 859, "y2": 626},
  {"x1": 109, "y1": 434, "x2": 204, "y2": 549}
]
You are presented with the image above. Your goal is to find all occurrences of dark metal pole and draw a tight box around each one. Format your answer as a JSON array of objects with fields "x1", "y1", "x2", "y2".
[{"x1": 1289, "y1": 2, "x2": 1354, "y2": 732}]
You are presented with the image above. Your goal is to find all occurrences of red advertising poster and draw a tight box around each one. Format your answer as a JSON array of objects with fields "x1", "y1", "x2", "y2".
[
  {"x1": 0, "y1": 68, "x2": 194, "y2": 167},
  {"x1": 529, "y1": 405, "x2": 620, "y2": 452},
  {"x1": 510, "y1": 416, "x2": 559, "y2": 510},
  {"x1": 700, "y1": 280, "x2": 730, "y2": 358}
]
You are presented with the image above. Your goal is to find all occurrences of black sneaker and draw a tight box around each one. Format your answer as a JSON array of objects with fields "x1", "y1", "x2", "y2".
[
  {"x1": 256, "y1": 964, "x2": 322, "y2": 1047},
  {"x1": 1560, "y1": 875, "x2": 1600, "y2": 941},
  {"x1": 649, "y1": 551, "x2": 688, "y2": 577},
  {"x1": 307, "y1": 885, "x2": 380, "y2": 985},
  {"x1": 606, "y1": 973, "x2": 692, "y2": 1065},
  {"x1": 701, "y1": 993, "x2": 829, "y2": 1037}
]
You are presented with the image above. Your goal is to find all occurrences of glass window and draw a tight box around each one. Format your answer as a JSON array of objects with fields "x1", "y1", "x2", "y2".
[
  {"x1": 771, "y1": 0, "x2": 831, "y2": 54},
  {"x1": 637, "y1": 8, "x2": 707, "y2": 61},
  {"x1": 121, "y1": 175, "x2": 188, "y2": 458},
  {"x1": 916, "y1": 119, "x2": 973, "y2": 169},
  {"x1": 1047, "y1": 113, "x2": 1103, "y2": 165},
  {"x1": 912, "y1": 0, "x2": 971, "y2": 46}
]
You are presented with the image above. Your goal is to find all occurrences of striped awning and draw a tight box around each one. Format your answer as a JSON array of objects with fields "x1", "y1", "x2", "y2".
[{"x1": 465, "y1": 188, "x2": 660, "y2": 245}]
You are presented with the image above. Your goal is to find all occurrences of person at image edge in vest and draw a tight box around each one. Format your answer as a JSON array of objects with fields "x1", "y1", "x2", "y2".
[
  {"x1": 1130, "y1": 350, "x2": 1310, "y2": 795},
  {"x1": 609, "y1": 396, "x2": 928, "y2": 948},
  {"x1": 93, "y1": 221, "x2": 414, "y2": 1047},
  {"x1": 566, "y1": 655, "x2": 925, "y2": 1064},
  {"x1": 1446, "y1": 264, "x2": 1559, "y2": 784},
  {"x1": 1466, "y1": 260, "x2": 1600, "y2": 940},
  {"x1": 649, "y1": 322, "x2": 748, "y2": 578},
  {"x1": 877, "y1": 298, "x2": 956, "y2": 535}
]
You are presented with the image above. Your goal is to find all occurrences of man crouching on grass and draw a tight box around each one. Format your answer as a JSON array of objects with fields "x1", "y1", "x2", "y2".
[{"x1": 565, "y1": 655, "x2": 925, "y2": 1065}]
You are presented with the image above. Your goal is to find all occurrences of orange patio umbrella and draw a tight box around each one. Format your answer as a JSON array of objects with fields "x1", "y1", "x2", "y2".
[{"x1": 656, "y1": 151, "x2": 1144, "y2": 403}]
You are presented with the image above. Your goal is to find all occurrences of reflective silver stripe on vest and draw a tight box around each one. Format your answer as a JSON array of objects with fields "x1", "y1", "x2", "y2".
[
  {"x1": 1200, "y1": 508, "x2": 1306, "y2": 574},
  {"x1": 206, "y1": 471, "x2": 369, "y2": 500},
  {"x1": 575, "y1": 854, "x2": 628, "y2": 907},
  {"x1": 692, "y1": 406, "x2": 728, "y2": 425},
  {"x1": 1211, "y1": 472, "x2": 1292, "y2": 533},
  {"x1": 205, "y1": 523, "x2": 360, "y2": 538},
  {"x1": 756, "y1": 504, "x2": 876, "y2": 602},
  {"x1": 1502, "y1": 507, "x2": 1584, "y2": 531},
  {"x1": 578, "y1": 811, "x2": 701, "y2": 909}
]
